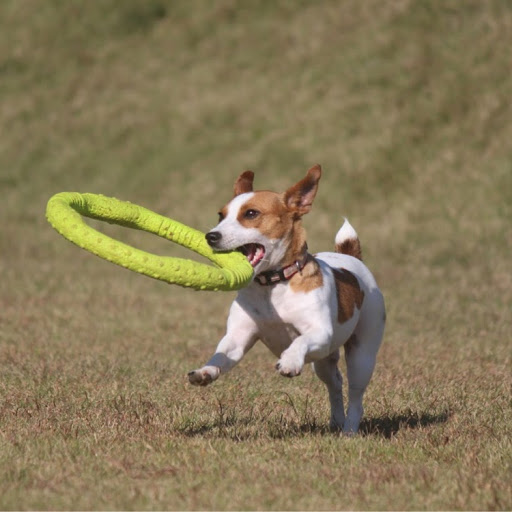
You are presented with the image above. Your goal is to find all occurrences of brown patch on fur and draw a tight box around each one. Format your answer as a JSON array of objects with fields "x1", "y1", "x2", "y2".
[
  {"x1": 283, "y1": 165, "x2": 321, "y2": 217},
  {"x1": 233, "y1": 170, "x2": 254, "y2": 196},
  {"x1": 237, "y1": 191, "x2": 293, "y2": 240},
  {"x1": 236, "y1": 191, "x2": 309, "y2": 268},
  {"x1": 282, "y1": 224, "x2": 308, "y2": 268},
  {"x1": 290, "y1": 255, "x2": 324, "y2": 293},
  {"x1": 219, "y1": 205, "x2": 229, "y2": 221},
  {"x1": 332, "y1": 269, "x2": 365, "y2": 324},
  {"x1": 335, "y1": 238, "x2": 362, "y2": 261}
]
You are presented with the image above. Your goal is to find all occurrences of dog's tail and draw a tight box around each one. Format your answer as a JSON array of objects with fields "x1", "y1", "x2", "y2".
[{"x1": 334, "y1": 219, "x2": 362, "y2": 260}]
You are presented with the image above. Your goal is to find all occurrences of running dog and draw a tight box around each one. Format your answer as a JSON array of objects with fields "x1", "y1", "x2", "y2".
[{"x1": 188, "y1": 165, "x2": 385, "y2": 433}]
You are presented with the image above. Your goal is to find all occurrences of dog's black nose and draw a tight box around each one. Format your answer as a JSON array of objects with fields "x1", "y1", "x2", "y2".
[{"x1": 205, "y1": 231, "x2": 222, "y2": 247}]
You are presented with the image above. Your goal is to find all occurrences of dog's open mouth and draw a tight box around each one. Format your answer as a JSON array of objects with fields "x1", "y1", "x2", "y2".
[{"x1": 238, "y1": 244, "x2": 265, "y2": 268}]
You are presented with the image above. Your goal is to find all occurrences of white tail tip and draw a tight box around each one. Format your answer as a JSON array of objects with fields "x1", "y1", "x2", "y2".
[
  {"x1": 334, "y1": 219, "x2": 362, "y2": 260},
  {"x1": 335, "y1": 219, "x2": 358, "y2": 246}
]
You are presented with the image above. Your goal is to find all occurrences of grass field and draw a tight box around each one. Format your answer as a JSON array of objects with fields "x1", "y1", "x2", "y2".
[{"x1": 1, "y1": 0, "x2": 511, "y2": 509}]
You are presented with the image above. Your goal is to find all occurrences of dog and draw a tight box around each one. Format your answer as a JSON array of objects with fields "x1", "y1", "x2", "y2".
[{"x1": 188, "y1": 165, "x2": 385, "y2": 433}]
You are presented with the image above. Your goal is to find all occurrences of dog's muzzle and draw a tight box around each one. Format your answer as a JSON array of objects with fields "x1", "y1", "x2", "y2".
[{"x1": 205, "y1": 231, "x2": 222, "y2": 248}]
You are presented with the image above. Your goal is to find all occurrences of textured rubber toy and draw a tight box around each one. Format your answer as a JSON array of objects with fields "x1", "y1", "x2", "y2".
[{"x1": 46, "y1": 192, "x2": 253, "y2": 291}]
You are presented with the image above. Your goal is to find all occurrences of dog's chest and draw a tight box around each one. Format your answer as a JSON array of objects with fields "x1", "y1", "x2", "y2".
[{"x1": 237, "y1": 284, "x2": 317, "y2": 357}]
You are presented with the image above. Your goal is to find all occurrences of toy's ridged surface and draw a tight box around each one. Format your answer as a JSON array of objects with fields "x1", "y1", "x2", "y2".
[{"x1": 46, "y1": 192, "x2": 253, "y2": 291}]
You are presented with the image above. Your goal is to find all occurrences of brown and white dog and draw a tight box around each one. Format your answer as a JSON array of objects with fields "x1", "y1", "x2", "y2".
[{"x1": 188, "y1": 165, "x2": 385, "y2": 433}]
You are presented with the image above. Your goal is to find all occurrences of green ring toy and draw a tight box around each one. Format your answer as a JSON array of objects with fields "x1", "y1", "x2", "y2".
[{"x1": 46, "y1": 192, "x2": 254, "y2": 291}]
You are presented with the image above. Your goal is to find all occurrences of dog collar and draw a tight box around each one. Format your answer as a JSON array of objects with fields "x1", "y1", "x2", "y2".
[{"x1": 255, "y1": 249, "x2": 309, "y2": 286}]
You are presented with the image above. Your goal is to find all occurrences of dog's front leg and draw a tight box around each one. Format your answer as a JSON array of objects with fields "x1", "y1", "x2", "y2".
[
  {"x1": 187, "y1": 333, "x2": 257, "y2": 386},
  {"x1": 276, "y1": 330, "x2": 332, "y2": 378},
  {"x1": 188, "y1": 302, "x2": 258, "y2": 386}
]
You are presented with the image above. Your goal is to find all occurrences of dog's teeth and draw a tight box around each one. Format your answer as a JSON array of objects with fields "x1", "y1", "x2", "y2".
[{"x1": 238, "y1": 244, "x2": 265, "y2": 267}]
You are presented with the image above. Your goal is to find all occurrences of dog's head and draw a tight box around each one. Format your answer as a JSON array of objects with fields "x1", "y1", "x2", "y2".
[{"x1": 206, "y1": 165, "x2": 321, "y2": 274}]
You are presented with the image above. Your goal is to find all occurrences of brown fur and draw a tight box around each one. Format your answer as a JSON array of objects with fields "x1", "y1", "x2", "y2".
[
  {"x1": 283, "y1": 164, "x2": 321, "y2": 217},
  {"x1": 233, "y1": 170, "x2": 254, "y2": 196},
  {"x1": 219, "y1": 204, "x2": 229, "y2": 221},
  {"x1": 335, "y1": 238, "x2": 363, "y2": 261},
  {"x1": 290, "y1": 255, "x2": 324, "y2": 293},
  {"x1": 332, "y1": 268, "x2": 365, "y2": 324},
  {"x1": 229, "y1": 165, "x2": 322, "y2": 269},
  {"x1": 236, "y1": 192, "x2": 291, "y2": 238},
  {"x1": 236, "y1": 191, "x2": 309, "y2": 267}
]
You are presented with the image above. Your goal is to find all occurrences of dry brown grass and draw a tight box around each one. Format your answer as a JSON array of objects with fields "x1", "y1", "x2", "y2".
[{"x1": 1, "y1": 0, "x2": 511, "y2": 509}]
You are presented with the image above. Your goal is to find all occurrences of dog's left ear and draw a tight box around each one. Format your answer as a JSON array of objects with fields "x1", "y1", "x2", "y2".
[
  {"x1": 284, "y1": 164, "x2": 322, "y2": 216},
  {"x1": 234, "y1": 170, "x2": 254, "y2": 196}
]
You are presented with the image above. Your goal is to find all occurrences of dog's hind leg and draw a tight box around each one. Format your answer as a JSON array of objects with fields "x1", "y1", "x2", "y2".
[
  {"x1": 313, "y1": 350, "x2": 345, "y2": 430},
  {"x1": 343, "y1": 336, "x2": 375, "y2": 434},
  {"x1": 343, "y1": 329, "x2": 384, "y2": 434},
  {"x1": 343, "y1": 288, "x2": 385, "y2": 434}
]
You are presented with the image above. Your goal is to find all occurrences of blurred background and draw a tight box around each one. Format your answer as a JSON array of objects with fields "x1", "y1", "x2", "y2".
[
  {"x1": 0, "y1": 1, "x2": 511, "y2": 508},
  {"x1": 2, "y1": 0, "x2": 510, "y2": 342}
]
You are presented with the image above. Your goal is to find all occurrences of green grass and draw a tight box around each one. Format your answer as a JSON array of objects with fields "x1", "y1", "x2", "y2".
[{"x1": 1, "y1": 0, "x2": 511, "y2": 509}]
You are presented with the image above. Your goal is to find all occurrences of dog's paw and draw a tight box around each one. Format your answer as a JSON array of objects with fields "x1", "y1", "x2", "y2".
[
  {"x1": 275, "y1": 358, "x2": 303, "y2": 378},
  {"x1": 187, "y1": 366, "x2": 220, "y2": 386}
]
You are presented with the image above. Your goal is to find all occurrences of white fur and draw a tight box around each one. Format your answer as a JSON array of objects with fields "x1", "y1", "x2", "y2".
[
  {"x1": 188, "y1": 191, "x2": 385, "y2": 434},
  {"x1": 335, "y1": 218, "x2": 358, "y2": 246}
]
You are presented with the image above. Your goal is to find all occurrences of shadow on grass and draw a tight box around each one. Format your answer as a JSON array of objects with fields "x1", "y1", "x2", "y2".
[
  {"x1": 179, "y1": 409, "x2": 450, "y2": 440},
  {"x1": 178, "y1": 420, "x2": 331, "y2": 440},
  {"x1": 359, "y1": 409, "x2": 451, "y2": 439}
]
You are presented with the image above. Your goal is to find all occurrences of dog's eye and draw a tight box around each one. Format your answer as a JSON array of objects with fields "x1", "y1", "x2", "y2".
[
  {"x1": 218, "y1": 212, "x2": 225, "y2": 222},
  {"x1": 244, "y1": 209, "x2": 260, "y2": 220}
]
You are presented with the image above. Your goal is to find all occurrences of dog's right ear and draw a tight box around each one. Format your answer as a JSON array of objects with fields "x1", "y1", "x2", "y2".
[
  {"x1": 233, "y1": 170, "x2": 254, "y2": 196},
  {"x1": 283, "y1": 164, "x2": 321, "y2": 217}
]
